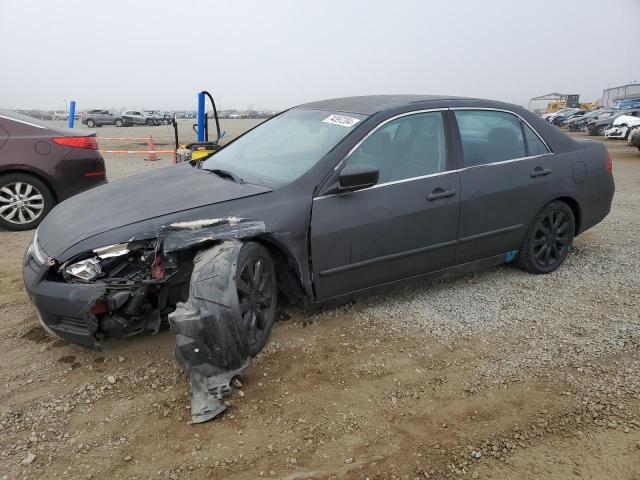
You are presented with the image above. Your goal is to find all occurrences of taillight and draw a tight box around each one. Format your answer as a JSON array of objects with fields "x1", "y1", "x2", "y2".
[
  {"x1": 52, "y1": 136, "x2": 98, "y2": 150},
  {"x1": 605, "y1": 151, "x2": 612, "y2": 173}
]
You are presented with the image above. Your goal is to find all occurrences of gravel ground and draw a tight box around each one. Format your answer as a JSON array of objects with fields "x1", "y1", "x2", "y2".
[{"x1": 0, "y1": 132, "x2": 639, "y2": 479}]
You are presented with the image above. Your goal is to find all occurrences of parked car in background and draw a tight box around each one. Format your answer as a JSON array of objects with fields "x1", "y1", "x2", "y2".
[
  {"x1": 565, "y1": 110, "x2": 601, "y2": 131},
  {"x1": 121, "y1": 110, "x2": 158, "y2": 126},
  {"x1": 549, "y1": 108, "x2": 581, "y2": 125},
  {"x1": 0, "y1": 110, "x2": 106, "y2": 230},
  {"x1": 585, "y1": 109, "x2": 640, "y2": 136},
  {"x1": 604, "y1": 115, "x2": 640, "y2": 140},
  {"x1": 542, "y1": 108, "x2": 575, "y2": 123},
  {"x1": 553, "y1": 109, "x2": 585, "y2": 126},
  {"x1": 571, "y1": 109, "x2": 618, "y2": 132},
  {"x1": 81, "y1": 110, "x2": 130, "y2": 128},
  {"x1": 147, "y1": 111, "x2": 174, "y2": 125}
]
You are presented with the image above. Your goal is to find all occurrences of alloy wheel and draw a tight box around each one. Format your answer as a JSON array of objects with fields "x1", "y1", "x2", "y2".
[
  {"x1": 237, "y1": 255, "x2": 274, "y2": 350},
  {"x1": 0, "y1": 182, "x2": 45, "y2": 225},
  {"x1": 532, "y1": 210, "x2": 570, "y2": 268}
]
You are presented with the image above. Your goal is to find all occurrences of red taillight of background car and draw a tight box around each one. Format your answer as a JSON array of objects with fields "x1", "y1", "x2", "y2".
[
  {"x1": 605, "y1": 151, "x2": 612, "y2": 173},
  {"x1": 52, "y1": 136, "x2": 98, "y2": 150}
]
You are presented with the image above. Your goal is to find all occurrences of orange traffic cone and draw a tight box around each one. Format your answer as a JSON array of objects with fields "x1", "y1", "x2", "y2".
[{"x1": 145, "y1": 135, "x2": 158, "y2": 161}]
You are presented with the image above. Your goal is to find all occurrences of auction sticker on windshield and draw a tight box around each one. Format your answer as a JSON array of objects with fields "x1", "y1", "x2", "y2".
[{"x1": 322, "y1": 114, "x2": 360, "y2": 128}]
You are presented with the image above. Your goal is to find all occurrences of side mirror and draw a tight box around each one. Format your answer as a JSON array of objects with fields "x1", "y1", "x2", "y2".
[{"x1": 338, "y1": 164, "x2": 379, "y2": 192}]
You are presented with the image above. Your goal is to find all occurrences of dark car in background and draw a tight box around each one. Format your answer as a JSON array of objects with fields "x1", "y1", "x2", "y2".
[
  {"x1": 555, "y1": 110, "x2": 587, "y2": 127},
  {"x1": 81, "y1": 110, "x2": 130, "y2": 128},
  {"x1": 23, "y1": 95, "x2": 614, "y2": 422},
  {"x1": 567, "y1": 109, "x2": 615, "y2": 132},
  {"x1": 585, "y1": 108, "x2": 640, "y2": 136},
  {"x1": 0, "y1": 110, "x2": 106, "y2": 230}
]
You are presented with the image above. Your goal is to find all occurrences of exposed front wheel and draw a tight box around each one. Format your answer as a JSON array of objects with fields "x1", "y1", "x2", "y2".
[
  {"x1": 115, "y1": 119, "x2": 124, "y2": 127},
  {"x1": 235, "y1": 242, "x2": 277, "y2": 356},
  {"x1": 86, "y1": 119, "x2": 96, "y2": 128},
  {"x1": 516, "y1": 201, "x2": 575, "y2": 274},
  {"x1": 0, "y1": 173, "x2": 55, "y2": 230}
]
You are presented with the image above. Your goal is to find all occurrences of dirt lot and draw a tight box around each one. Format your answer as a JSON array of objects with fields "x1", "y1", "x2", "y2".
[{"x1": 1, "y1": 132, "x2": 639, "y2": 480}]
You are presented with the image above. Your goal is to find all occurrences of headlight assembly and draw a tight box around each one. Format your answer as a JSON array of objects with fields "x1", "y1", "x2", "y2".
[
  {"x1": 62, "y1": 242, "x2": 130, "y2": 281},
  {"x1": 64, "y1": 257, "x2": 102, "y2": 280}
]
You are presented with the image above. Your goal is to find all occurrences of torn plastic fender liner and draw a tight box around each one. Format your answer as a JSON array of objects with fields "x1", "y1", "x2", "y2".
[
  {"x1": 162, "y1": 219, "x2": 266, "y2": 253},
  {"x1": 168, "y1": 240, "x2": 251, "y2": 423}
]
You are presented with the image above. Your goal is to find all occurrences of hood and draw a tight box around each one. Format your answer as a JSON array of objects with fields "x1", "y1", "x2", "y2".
[
  {"x1": 38, "y1": 165, "x2": 272, "y2": 256},
  {"x1": 613, "y1": 115, "x2": 640, "y2": 127}
]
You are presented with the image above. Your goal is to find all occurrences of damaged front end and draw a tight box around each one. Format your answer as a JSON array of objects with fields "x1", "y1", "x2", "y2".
[
  {"x1": 27, "y1": 217, "x2": 268, "y2": 423},
  {"x1": 51, "y1": 238, "x2": 190, "y2": 345}
]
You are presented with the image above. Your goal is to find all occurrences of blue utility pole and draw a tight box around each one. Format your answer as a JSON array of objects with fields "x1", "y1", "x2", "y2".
[
  {"x1": 197, "y1": 92, "x2": 205, "y2": 142},
  {"x1": 68, "y1": 100, "x2": 76, "y2": 128}
]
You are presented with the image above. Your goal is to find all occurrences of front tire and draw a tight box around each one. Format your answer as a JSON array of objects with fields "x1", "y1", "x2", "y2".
[
  {"x1": 516, "y1": 201, "x2": 575, "y2": 274},
  {"x1": 0, "y1": 173, "x2": 55, "y2": 231},
  {"x1": 115, "y1": 119, "x2": 124, "y2": 127},
  {"x1": 86, "y1": 119, "x2": 96, "y2": 128},
  {"x1": 235, "y1": 242, "x2": 277, "y2": 356}
]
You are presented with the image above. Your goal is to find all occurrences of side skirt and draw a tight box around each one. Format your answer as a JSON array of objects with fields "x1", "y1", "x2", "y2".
[{"x1": 310, "y1": 251, "x2": 518, "y2": 309}]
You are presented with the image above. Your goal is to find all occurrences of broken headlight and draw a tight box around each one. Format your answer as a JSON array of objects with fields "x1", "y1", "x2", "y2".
[
  {"x1": 63, "y1": 242, "x2": 130, "y2": 281},
  {"x1": 64, "y1": 257, "x2": 102, "y2": 280}
]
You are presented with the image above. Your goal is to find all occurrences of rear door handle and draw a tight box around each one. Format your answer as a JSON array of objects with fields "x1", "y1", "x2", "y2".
[
  {"x1": 427, "y1": 188, "x2": 456, "y2": 201},
  {"x1": 530, "y1": 167, "x2": 552, "y2": 178}
]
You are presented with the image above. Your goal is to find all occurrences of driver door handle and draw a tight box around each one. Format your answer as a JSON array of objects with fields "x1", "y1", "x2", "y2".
[
  {"x1": 530, "y1": 167, "x2": 552, "y2": 178},
  {"x1": 427, "y1": 188, "x2": 456, "y2": 201}
]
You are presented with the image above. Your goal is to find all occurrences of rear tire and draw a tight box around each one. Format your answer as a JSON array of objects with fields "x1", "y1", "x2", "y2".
[
  {"x1": 0, "y1": 173, "x2": 55, "y2": 231},
  {"x1": 516, "y1": 201, "x2": 575, "y2": 274},
  {"x1": 115, "y1": 119, "x2": 124, "y2": 127}
]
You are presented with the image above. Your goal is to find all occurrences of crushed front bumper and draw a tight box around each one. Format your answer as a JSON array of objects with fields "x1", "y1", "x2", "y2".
[
  {"x1": 23, "y1": 242, "x2": 106, "y2": 349},
  {"x1": 604, "y1": 126, "x2": 628, "y2": 139}
]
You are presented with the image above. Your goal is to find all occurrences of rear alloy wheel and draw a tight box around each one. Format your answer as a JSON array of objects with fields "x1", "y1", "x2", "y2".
[
  {"x1": 235, "y1": 243, "x2": 277, "y2": 356},
  {"x1": 516, "y1": 201, "x2": 575, "y2": 274},
  {"x1": 0, "y1": 174, "x2": 55, "y2": 231},
  {"x1": 115, "y1": 119, "x2": 124, "y2": 127},
  {"x1": 86, "y1": 119, "x2": 96, "y2": 128}
]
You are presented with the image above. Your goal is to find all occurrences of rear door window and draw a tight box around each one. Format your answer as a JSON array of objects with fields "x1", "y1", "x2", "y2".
[{"x1": 454, "y1": 110, "x2": 526, "y2": 167}]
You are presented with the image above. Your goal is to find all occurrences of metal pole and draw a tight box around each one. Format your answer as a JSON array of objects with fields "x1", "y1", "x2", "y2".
[
  {"x1": 197, "y1": 92, "x2": 205, "y2": 142},
  {"x1": 68, "y1": 100, "x2": 76, "y2": 128}
]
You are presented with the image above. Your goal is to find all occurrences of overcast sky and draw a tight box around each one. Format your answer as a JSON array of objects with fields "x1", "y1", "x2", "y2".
[{"x1": 1, "y1": 0, "x2": 638, "y2": 111}]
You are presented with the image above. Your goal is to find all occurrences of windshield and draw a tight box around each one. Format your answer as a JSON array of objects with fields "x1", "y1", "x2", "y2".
[{"x1": 201, "y1": 109, "x2": 367, "y2": 186}]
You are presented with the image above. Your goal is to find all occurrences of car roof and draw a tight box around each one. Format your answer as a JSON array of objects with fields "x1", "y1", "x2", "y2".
[
  {"x1": 0, "y1": 109, "x2": 50, "y2": 129},
  {"x1": 295, "y1": 95, "x2": 477, "y2": 115}
]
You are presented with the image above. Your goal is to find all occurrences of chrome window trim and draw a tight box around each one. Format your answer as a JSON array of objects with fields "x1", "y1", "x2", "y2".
[
  {"x1": 315, "y1": 170, "x2": 456, "y2": 200},
  {"x1": 451, "y1": 106, "x2": 553, "y2": 154},
  {"x1": 315, "y1": 106, "x2": 554, "y2": 201},
  {"x1": 456, "y1": 152, "x2": 553, "y2": 173}
]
